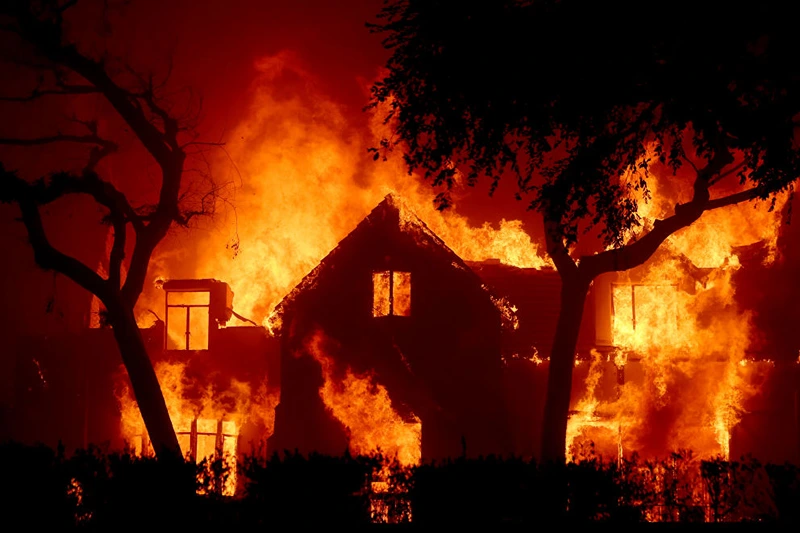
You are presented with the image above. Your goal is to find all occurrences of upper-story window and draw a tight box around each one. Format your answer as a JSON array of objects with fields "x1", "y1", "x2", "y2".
[
  {"x1": 165, "y1": 290, "x2": 210, "y2": 350},
  {"x1": 611, "y1": 282, "x2": 678, "y2": 349},
  {"x1": 373, "y1": 271, "x2": 411, "y2": 317}
]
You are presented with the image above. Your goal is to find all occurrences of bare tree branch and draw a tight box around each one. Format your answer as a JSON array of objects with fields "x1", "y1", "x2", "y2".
[
  {"x1": 0, "y1": 164, "x2": 108, "y2": 298},
  {"x1": 181, "y1": 140, "x2": 226, "y2": 149},
  {"x1": 2, "y1": 9, "x2": 188, "y2": 303},
  {"x1": 107, "y1": 209, "x2": 126, "y2": 290},
  {"x1": 0, "y1": 84, "x2": 100, "y2": 101},
  {"x1": 1, "y1": 6, "x2": 184, "y2": 177},
  {"x1": 0, "y1": 132, "x2": 117, "y2": 149},
  {"x1": 0, "y1": 0, "x2": 196, "y2": 460}
]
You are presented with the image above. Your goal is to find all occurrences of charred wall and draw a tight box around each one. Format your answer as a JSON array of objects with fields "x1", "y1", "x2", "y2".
[
  {"x1": 5, "y1": 326, "x2": 162, "y2": 451},
  {"x1": 4, "y1": 322, "x2": 279, "y2": 456},
  {"x1": 270, "y1": 198, "x2": 511, "y2": 460}
]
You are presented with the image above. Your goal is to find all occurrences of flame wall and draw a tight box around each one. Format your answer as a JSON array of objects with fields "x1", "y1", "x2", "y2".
[
  {"x1": 130, "y1": 55, "x2": 791, "y2": 464},
  {"x1": 134, "y1": 53, "x2": 549, "y2": 328},
  {"x1": 567, "y1": 161, "x2": 789, "y2": 460}
]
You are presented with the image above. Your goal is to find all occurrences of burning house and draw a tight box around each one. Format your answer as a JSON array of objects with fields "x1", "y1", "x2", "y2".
[
  {"x1": 4, "y1": 191, "x2": 800, "y2": 474},
  {"x1": 268, "y1": 194, "x2": 512, "y2": 461},
  {"x1": 6, "y1": 278, "x2": 280, "y2": 494}
]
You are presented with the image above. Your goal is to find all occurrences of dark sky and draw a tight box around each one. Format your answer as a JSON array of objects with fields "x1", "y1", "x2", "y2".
[{"x1": 101, "y1": 0, "x2": 390, "y2": 137}]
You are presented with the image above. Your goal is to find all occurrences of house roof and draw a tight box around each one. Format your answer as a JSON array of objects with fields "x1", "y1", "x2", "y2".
[{"x1": 268, "y1": 193, "x2": 507, "y2": 334}]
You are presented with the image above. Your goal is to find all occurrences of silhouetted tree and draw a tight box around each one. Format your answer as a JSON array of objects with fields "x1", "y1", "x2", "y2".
[
  {"x1": 369, "y1": 0, "x2": 800, "y2": 464},
  {"x1": 0, "y1": 1, "x2": 219, "y2": 458}
]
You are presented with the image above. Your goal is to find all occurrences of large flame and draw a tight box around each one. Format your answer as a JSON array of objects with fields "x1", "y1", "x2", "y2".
[
  {"x1": 303, "y1": 329, "x2": 421, "y2": 466},
  {"x1": 567, "y1": 157, "x2": 787, "y2": 460},
  {"x1": 125, "y1": 53, "x2": 792, "y2": 467},
  {"x1": 135, "y1": 52, "x2": 549, "y2": 328},
  {"x1": 116, "y1": 361, "x2": 278, "y2": 495}
]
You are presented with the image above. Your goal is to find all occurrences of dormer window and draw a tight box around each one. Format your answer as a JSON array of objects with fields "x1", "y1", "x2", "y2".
[
  {"x1": 372, "y1": 271, "x2": 411, "y2": 317},
  {"x1": 165, "y1": 290, "x2": 210, "y2": 350}
]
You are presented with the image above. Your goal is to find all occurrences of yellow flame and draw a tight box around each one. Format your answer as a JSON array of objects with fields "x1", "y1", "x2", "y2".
[
  {"x1": 115, "y1": 360, "x2": 277, "y2": 495},
  {"x1": 569, "y1": 156, "x2": 786, "y2": 460},
  {"x1": 304, "y1": 330, "x2": 421, "y2": 466},
  {"x1": 135, "y1": 52, "x2": 549, "y2": 329}
]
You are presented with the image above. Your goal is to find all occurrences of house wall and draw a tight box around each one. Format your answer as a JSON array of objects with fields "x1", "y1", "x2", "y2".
[
  {"x1": 270, "y1": 209, "x2": 511, "y2": 461},
  {"x1": 6, "y1": 327, "x2": 161, "y2": 452},
  {"x1": 5, "y1": 323, "x2": 278, "y2": 457}
]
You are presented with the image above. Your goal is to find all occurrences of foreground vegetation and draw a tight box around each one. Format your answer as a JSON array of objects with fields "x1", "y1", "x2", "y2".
[{"x1": 1, "y1": 441, "x2": 798, "y2": 528}]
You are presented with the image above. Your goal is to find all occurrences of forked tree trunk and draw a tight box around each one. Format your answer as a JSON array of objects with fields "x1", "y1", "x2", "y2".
[
  {"x1": 106, "y1": 298, "x2": 181, "y2": 459},
  {"x1": 540, "y1": 274, "x2": 591, "y2": 464}
]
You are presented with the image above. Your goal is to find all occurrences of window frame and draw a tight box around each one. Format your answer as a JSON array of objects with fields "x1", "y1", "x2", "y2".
[
  {"x1": 372, "y1": 270, "x2": 411, "y2": 317},
  {"x1": 164, "y1": 289, "x2": 211, "y2": 351},
  {"x1": 610, "y1": 281, "x2": 679, "y2": 340},
  {"x1": 135, "y1": 417, "x2": 238, "y2": 462}
]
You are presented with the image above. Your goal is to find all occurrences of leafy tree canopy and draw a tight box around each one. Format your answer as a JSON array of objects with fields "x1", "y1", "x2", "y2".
[{"x1": 370, "y1": 0, "x2": 800, "y2": 248}]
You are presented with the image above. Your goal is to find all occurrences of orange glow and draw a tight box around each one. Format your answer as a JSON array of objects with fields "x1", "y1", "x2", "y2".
[
  {"x1": 392, "y1": 272, "x2": 412, "y2": 317},
  {"x1": 124, "y1": 55, "x2": 789, "y2": 471},
  {"x1": 566, "y1": 350, "x2": 620, "y2": 462},
  {"x1": 116, "y1": 361, "x2": 277, "y2": 495},
  {"x1": 135, "y1": 52, "x2": 550, "y2": 331},
  {"x1": 567, "y1": 157, "x2": 787, "y2": 461},
  {"x1": 372, "y1": 272, "x2": 391, "y2": 317},
  {"x1": 165, "y1": 291, "x2": 210, "y2": 350},
  {"x1": 303, "y1": 329, "x2": 421, "y2": 466}
]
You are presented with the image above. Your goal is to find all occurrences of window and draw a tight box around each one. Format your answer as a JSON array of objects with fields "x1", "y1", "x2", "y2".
[
  {"x1": 174, "y1": 418, "x2": 238, "y2": 462},
  {"x1": 170, "y1": 418, "x2": 239, "y2": 496},
  {"x1": 373, "y1": 271, "x2": 411, "y2": 317},
  {"x1": 611, "y1": 283, "x2": 678, "y2": 348},
  {"x1": 165, "y1": 290, "x2": 210, "y2": 350}
]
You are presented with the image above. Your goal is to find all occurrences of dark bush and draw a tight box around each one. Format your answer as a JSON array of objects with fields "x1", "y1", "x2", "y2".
[{"x1": 1, "y1": 441, "x2": 798, "y2": 528}]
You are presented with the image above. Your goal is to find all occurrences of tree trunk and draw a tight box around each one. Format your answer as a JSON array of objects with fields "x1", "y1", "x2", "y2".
[
  {"x1": 106, "y1": 299, "x2": 181, "y2": 459},
  {"x1": 540, "y1": 274, "x2": 591, "y2": 464}
]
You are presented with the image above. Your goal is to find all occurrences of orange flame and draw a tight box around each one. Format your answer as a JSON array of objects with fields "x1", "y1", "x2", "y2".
[
  {"x1": 116, "y1": 361, "x2": 277, "y2": 495},
  {"x1": 303, "y1": 329, "x2": 421, "y2": 466},
  {"x1": 568, "y1": 155, "x2": 787, "y2": 460},
  {"x1": 135, "y1": 52, "x2": 549, "y2": 329}
]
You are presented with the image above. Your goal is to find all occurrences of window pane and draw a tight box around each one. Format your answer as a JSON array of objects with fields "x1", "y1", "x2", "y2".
[
  {"x1": 373, "y1": 272, "x2": 391, "y2": 317},
  {"x1": 167, "y1": 291, "x2": 210, "y2": 305},
  {"x1": 196, "y1": 434, "x2": 217, "y2": 462},
  {"x1": 197, "y1": 418, "x2": 218, "y2": 434},
  {"x1": 221, "y1": 431, "x2": 238, "y2": 497},
  {"x1": 167, "y1": 307, "x2": 188, "y2": 350},
  {"x1": 392, "y1": 271, "x2": 411, "y2": 316},
  {"x1": 177, "y1": 432, "x2": 192, "y2": 458},
  {"x1": 221, "y1": 420, "x2": 237, "y2": 436},
  {"x1": 166, "y1": 307, "x2": 209, "y2": 350},
  {"x1": 188, "y1": 307, "x2": 209, "y2": 350},
  {"x1": 196, "y1": 418, "x2": 218, "y2": 461}
]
